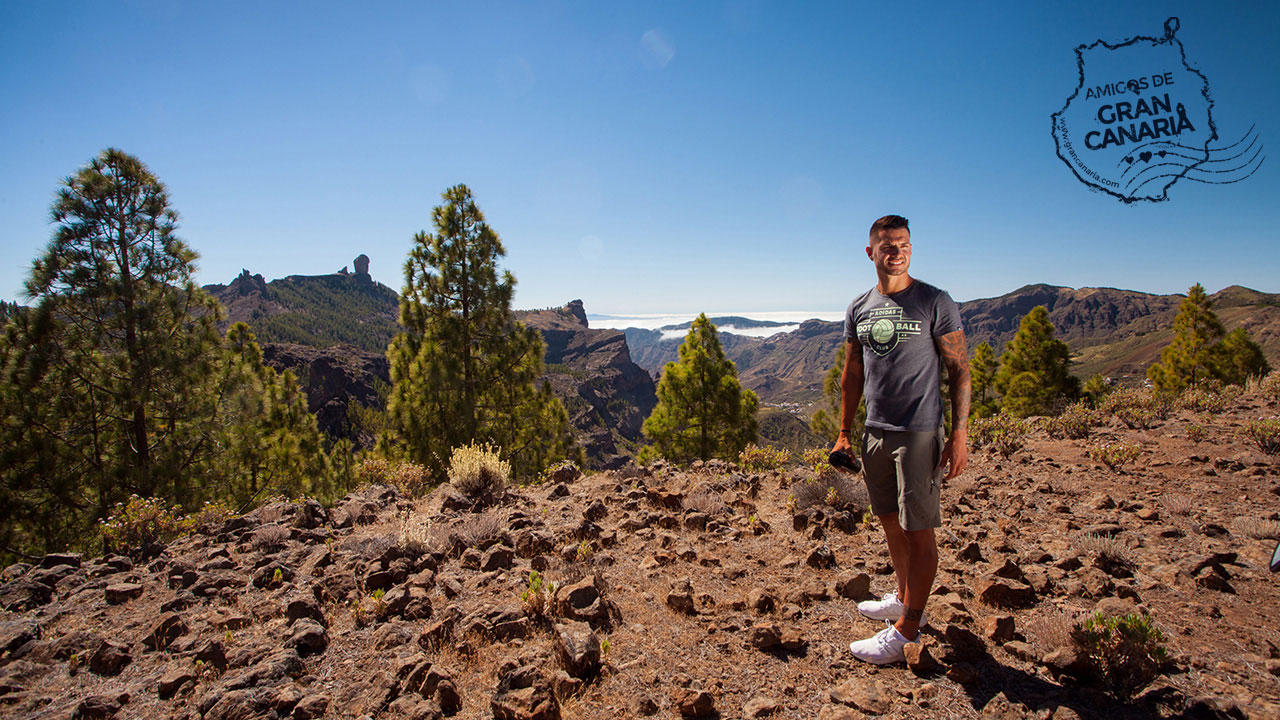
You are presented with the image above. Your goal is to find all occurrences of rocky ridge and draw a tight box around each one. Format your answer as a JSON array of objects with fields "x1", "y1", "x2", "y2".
[{"x1": 2, "y1": 390, "x2": 1278, "y2": 719}]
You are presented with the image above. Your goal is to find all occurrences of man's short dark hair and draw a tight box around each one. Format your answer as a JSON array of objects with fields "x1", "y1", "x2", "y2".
[{"x1": 870, "y1": 215, "x2": 910, "y2": 238}]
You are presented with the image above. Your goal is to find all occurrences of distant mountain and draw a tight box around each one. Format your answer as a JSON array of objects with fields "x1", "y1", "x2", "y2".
[
  {"x1": 623, "y1": 284, "x2": 1280, "y2": 407},
  {"x1": 203, "y1": 263, "x2": 400, "y2": 354}
]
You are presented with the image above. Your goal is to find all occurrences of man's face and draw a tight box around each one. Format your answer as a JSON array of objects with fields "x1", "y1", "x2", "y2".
[{"x1": 866, "y1": 227, "x2": 912, "y2": 276}]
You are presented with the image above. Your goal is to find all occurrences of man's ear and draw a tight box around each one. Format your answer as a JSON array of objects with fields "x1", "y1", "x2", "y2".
[{"x1": 865, "y1": 245, "x2": 874, "y2": 261}]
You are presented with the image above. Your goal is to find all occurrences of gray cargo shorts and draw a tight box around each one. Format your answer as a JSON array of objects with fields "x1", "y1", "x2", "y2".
[{"x1": 861, "y1": 426, "x2": 946, "y2": 531}]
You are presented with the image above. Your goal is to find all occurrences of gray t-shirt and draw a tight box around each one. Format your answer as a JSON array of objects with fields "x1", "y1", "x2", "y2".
[{"x1": 844, "y1": 279, "x2": 963, "y2": 432}]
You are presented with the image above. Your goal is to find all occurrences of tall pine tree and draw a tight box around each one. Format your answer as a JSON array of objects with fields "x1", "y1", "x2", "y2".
[
  {"x1": 1147, "y1": 283, "x2": 1223, "y2": 393},
  {"x1": 0, "y1": 149, "x2": 224, "y2": 556},
  {"x1": 381, "y1": 184, "x2": 573, "y2": 482},
  {"x1": 643, "y1": 314, "x2": 759, "y2": 462},
  {"x1": 1148, "y1": 284, "x2": 1270, "y2": 392},
  {"x1": 993, "y1": 306, "x2": 1079, "y2": 417}
]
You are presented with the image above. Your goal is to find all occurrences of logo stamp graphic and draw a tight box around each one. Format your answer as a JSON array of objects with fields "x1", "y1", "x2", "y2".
[
  {"x1": 856, "y1": 305, "x2": 922, "y2": 356},
  {"x1": 1051, "y1": 18, "x2": 1264, "y2": 203}
]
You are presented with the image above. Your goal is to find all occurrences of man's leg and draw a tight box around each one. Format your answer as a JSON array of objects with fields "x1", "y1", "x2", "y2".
[
  {"x1": 877, "y1": 512, "x2": 911, "y2": 600},
  {"x1": 894, "y1": 527, "x2": 937, "y2": 640}
]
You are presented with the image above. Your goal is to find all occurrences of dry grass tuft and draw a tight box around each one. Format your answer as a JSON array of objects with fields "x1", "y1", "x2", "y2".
[
  {"x1": 1164, "y1": 495, "x2": 1197, "y2": 516},
  {"x1": 251, "y1": 524, "x2": 291, "y2": 551},
  {"x1": 397, "y1": 512, "x2": 434, "y2": 555},
  {"x1": 1028, "y1": 604, "x2": 1089, "y2": 655},
  {"x1": 1230, "y1": 516, "x2": 1280, "y2": 540},
  {"x1": 1078, "y1": 533, "x2": 1134, "y2": 567},
  {"x1": 683, "y1": 489, "x2": 725, "y2": 515},
  {"x1": 456, "y1": 512, "x2": 505, "y2": 550}
]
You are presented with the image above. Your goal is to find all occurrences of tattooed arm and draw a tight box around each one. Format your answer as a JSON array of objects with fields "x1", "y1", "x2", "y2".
[{"x1": 936, "y1": 329, "x2": 970, "y2": 480}]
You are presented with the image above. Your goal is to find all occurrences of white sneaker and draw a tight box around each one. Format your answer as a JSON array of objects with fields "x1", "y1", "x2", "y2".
[
  {"x1": 857, "y1": 591, "x2": 904, "y2": 620},
  {"x1": 848, "y1": 625, "x2": 915, "y2": 665},
  {"x1": 857, "y1": 592, "x2": 928, "y2": 626}
]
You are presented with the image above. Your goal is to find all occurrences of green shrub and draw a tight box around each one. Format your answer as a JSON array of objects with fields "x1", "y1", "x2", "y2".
[
  {"x1": 448, "y1": 442, "x2": 510, "y2": 500},
  {"x1": 811, "y1": 462, "x2": 837, "y2": 482},
  {"x1": 1176, "y1": 382, "x2": 1230, "y2": 413},
  {"x1": 1185, "y1": 423, "x2": 1208, "y2": 443},
  {"x1": 971, "y1": 413, "x2": 1028, "y2": 457},
  {"x1": 520, "y1": 569, "x2": 558, "y2": 618},
  {"x1": 1260, "y1": 371, "x2": 1280, "y2": 401},
  {"x1": 1100, "y1": 389, "x2": 1169, "y2": 429},
  {"x1": 1243, "y1": 418, "x2": 1280, "y2": 454},
  {"x1": 738, "y1": 443, "x2": 791, "y2": 472},
  {"x1": 1070, "y1": 612, "x2": 1169, "y2": 699},
  {"x1": 1087, "y1": 442, "x2": 1142, "y2": 470},
  {"x1": 1082, "y1": 373, "x2": 1113, "y2": 408},
  {"x1": 389, "y1": 461, "x2": 431, "y2": 497},
  {"x1": 1042, "y1": 401, "x2": 1096, "y2": 440},
  {"x1": 357, "y1": 457, "x2": 431, "y2": 496},
  {"x1": 356, "y1": 457, "x2": 393, "y2": 485},
  {"x1": 97, "y1": 495, "x2": 190, "y2": 554},
  {"x1": 187, "y1": 500, "x2": 235, "y2": 532},
  {"x1": 800, "y1": 448, "x2": 828, "y2": 467}
]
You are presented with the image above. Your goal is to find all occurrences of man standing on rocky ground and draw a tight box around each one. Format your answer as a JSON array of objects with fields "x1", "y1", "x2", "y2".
[{"x1": 832, "y1": 214, "x2": 970, "y2": 664}]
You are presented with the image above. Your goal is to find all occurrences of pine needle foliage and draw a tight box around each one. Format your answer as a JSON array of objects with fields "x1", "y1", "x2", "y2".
[
  {"x1": 642, "y1": 314, "x2": 759, "y2": 462},
  {"x1": 1148, "y1": 283, "x2": 1270, "y2": 393},
  {"x1": 214, "y1": 323, "x2": 332, "y2": 507},
  {"x1": 993, "y1": 306, "x2": 1079, "y2": 417},
  {"x1": 381, "y1": 184, "x2": 574, "y2": 482}
]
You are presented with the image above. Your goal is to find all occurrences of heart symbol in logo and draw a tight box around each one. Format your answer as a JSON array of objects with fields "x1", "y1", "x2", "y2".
[
  {"x1": 1123, "y1": 156, "x2": 1134, "y2": 164},
  {"x1": 1139, "y1": 151, "x2": 1153, "y2": 163},
  {"x1": 1157, "y1": 150, "x2": 1167, "y2": 158}
]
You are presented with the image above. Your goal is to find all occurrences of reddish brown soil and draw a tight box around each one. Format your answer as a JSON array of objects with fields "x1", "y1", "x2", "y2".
[{"x1": 1, "y1": 393, "x2": 1278, "y2": 720}]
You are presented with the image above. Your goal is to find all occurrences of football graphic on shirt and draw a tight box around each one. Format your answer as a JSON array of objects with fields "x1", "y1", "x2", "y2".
[{"x1": 856, "y1": 305, "x2": 923, "y2": 356}]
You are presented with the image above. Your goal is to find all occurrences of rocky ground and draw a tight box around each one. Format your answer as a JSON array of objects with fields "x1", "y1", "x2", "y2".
[{"x1": 2, "y1": 393, "x2": 1278, "y2": 720}]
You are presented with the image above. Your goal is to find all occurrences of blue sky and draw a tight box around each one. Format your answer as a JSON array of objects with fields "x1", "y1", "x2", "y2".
[{"x1": 2, "y1": 1, "x2": 1277, "y2": 315}]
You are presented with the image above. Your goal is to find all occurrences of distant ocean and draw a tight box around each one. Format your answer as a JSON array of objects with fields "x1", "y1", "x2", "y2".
[{"x1": 587, "y1": 311, "x2": 845, "y2": 340}]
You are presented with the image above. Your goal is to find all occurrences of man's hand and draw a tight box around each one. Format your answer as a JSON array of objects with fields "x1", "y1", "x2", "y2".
[
  {"x1": 832, "y1": 431, "x2": 853, "y2": 456},
  {"x1": 939, "y1": 433, "x2": 968, "y2": 481}
]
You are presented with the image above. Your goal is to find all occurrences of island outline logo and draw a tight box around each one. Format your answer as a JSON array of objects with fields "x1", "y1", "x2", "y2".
[
  {"x1": 856, "y1": 304, "x2": 922, "y2": 357},
  {"x1": 1051, "y1": 17, "x2": 1264, "y2": 203}
]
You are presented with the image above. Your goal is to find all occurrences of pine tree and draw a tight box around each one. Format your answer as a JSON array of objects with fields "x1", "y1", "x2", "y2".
[
  {"x1": 643, "y1": 314, "x2": 759, "y2": 462},
  {"x1": 993, "y1": 305, "x2": 1079, "y2": 417},
  {"x1": 970, "y1": 341, "x2": 999, "y2": 417},
  {"x1": 381, "y1": 184, "x2": 574, "y2": 482},
  {"x1": 214, "y1": 323, "x2": 332, "y2": 508},
  {"x1": 0, "y1": 149, "x2": 224, "y2": 556},
  {"x1": 810, "y1": 342, "x2": 866, "y2": 443},
  {"x1": 1209, "y1": 328, "x2": 1270, "y2": 386},
  {"x1": 1147, "y1": 284, "x2": 1224, "y2": 393}
]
